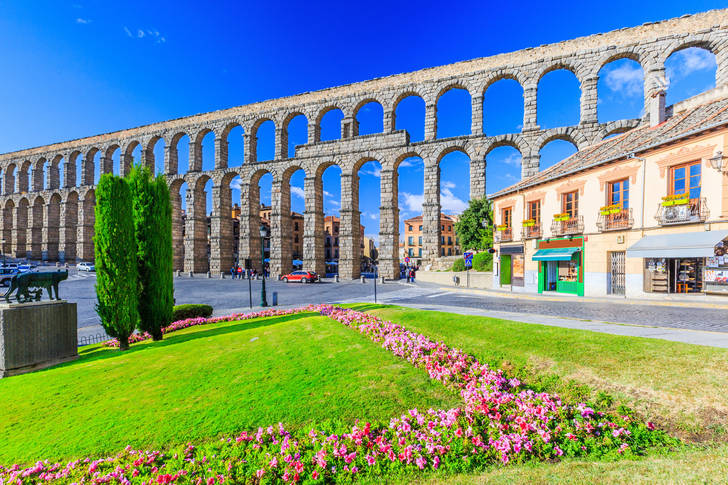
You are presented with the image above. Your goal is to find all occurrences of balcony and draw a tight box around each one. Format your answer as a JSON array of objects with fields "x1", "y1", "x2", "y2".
[
  {"x1": 494, "y1": 227, "x2": 513, "y2": 243},
  {"x1": 521, "y1": 223, "x2": 542, "y2": 240},
  {"x1": 550, "y1": 215, "x2": 584, "y2": 236},
  {"x1": 596, "y1": 207, "x2": 633, "y2": 232},
  {"x1": 655, "y1": 197, "x2": 708, "y2": 226}
]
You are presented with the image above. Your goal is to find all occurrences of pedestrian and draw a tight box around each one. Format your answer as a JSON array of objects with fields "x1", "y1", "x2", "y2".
[
  {"x1": 410, "y1": 268, "x2": 416, "y2": 283},
  {"x1": 230, "y1": 266, "x2": 236, "y2": 280},
  {"x1": 236, "y1": 265, "x2": 243, "y2": 279}
]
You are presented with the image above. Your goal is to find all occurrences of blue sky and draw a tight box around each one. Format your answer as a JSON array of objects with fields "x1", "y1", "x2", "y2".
[{"x1": 0, "y1": 1, "x2": 723, "y2": 244}]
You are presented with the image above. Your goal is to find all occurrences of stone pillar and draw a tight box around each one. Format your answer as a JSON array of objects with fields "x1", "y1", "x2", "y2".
[
  {"x1": 716, "y1": 48, "x2": 728, "y2": 88},
  {"x1": 269, "y1": 179, "x2": 292, "y2": 279},
  {"x1": 120, "y1": 153, "x2": 133, "y2": 178},
  {"x1": 424, "y1": 103, "x2": 438, "y2": 140},
  {"x1": 470, "y1": 157, "x2": 486, "y2": 199},
  {"x1": 378, "y1": 167, "x2": 399, "y2": 279},
  {"x1": 63, "y1": 159, "x2": 75, "y2": 188},
  {"x1": 341, "y1": 116, "x2": 356, "y2": 139},
  {"x1": 141, "y1": 146, "x2": 155, "y2": 172},
  {"x1": 644, "y1": 67, "x2": 667, "y2": 127},
  {"x1": 338, "y1": 172, "x2": 360, "y2": 279},
  {"x1": 303, "y1": 175, "x2": 326, "y2": 275},
  {"x1": 183, "y1": 188, "x2": 208, "y2": 273},
  {"x1": 383, "y1": 109, "x2": 395, "y2": 133},
  {"x1": 580, "y1": 76, "x2": 599, "y2": 125},
  {"x1": 189, "y1": 141, "x2": 202, "y2": 172},
  {"x1": 100, "y1": 156, "x2": 113, "y2": 176},
  {"x1": 523, "y1": 85, "x2": 539, "y2": 131},
  {"x1": 12, "y1": 203, "x2": 26, "y2": 259},
  {"x1": 471, "y1": 94, "x2": 484, "y2": 135},
  {"x1": 521, "y1": 154, "x2": 540, "y2": 179},
  {"x1": 276, "y1": 127, "x2": 287, "y2": 159},
  {"x1": 48, "y1": 162, "x2": 60, "y2": 190},
  {"x1": 215, "y1": 137, "x2": 228, "y2": 170},
  {"x1": 58, "y1": 199, "x2": 77, "y2": 262},
  {"x1": 171, "y1": 190, "x2": 184, "y2": 271},
  {"x1": 4, "y1": 172, "x2": 14, "y2": 195},
  {"x1": 42, "y1": 200, "x2": 60, "y2": 261},
  {"x1": 422, "y1": 163, "x2": 440, "y2": 262},
  {"x1": 32, "y1": 165, "x2": 44, "y2": 191},
  {"x1": 1, "y1": 205, "x2": 12, "y2": 257},
  {"x1": 80, "y1": 158, "x2": 93, "y2": 186},
  {"x1": 29, "y1": 201, "x2": 43, "y2": 260},
  {"x1": 244, "y1": 133, "x2": 255, "y2": 164},
  {"x1": 164, "y1": 145, "x2": 178, "y2": 175},
  {"x1": 209, "y1": 185, "x2": 224, "y2": 274},
  {"x1": 238, "y1": 182, "x2": 262, "y2": 272},
  {"x1": 308, "y1": 122, "x2": 319, "y2": 144},
  {"x1": 77, "y1": 196, "x2": 95, "y2": 261}
]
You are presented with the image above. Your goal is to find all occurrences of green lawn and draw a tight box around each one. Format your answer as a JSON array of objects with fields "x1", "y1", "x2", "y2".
[
  {"x1": 0, "y1": 312, "x2": 459, "y2": 464},
  {"x1": 348, "y1": 304, "x2": 728, "y2": 441}
]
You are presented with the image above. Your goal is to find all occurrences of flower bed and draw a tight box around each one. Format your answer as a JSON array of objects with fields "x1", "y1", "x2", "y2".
[{"x1": 1, "y1": 305, "x2": 675, "y2": 484}]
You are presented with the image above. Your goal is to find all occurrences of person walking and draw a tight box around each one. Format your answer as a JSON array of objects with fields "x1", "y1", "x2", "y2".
[
  {"x1": 409, "y1": 268, "x2": 416, "y2": 283},
  {"x1": 230, "y1": 266, "x2": 236, "y2": 280},
  {"x1": 236, "y1": 265, "x2": 243, "y2": 279}
]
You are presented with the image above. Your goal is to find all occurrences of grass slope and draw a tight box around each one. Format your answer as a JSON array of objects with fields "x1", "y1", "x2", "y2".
[
  {"x1": 348, "y1": 304, "x2": 728, "y2": 440},
  {"x1": 0, "y1": 313, "x2": 459, "y2": 464}
]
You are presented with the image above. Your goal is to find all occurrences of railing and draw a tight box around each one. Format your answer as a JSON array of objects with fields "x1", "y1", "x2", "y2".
[
  {"x1": 655, "y1": 197, "x2": 709, "y2": 225},
  {"x1": 78, "y1": 334, "x2": 108, "y2": 347},
  {"x1": 596, "y1": 208, "x2": 633, "y2": 232},
  {"x1": 550, "y1": 215, "x2": 584, "y2": 236},
  {"x1": 521, "y1": 224, "x2": 541, "y2": 240},
  {"x1": 494, "y1": 228, "x2": 513, "y2": 243}
]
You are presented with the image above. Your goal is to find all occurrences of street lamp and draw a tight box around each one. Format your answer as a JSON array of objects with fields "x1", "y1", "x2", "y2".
[
  {"x1": 259, "y1": 224, "x2": 269, "y2": 307},
  {"x1": 709, "y1": 151, "x2": 726, "y2": 172},
  {"x1": 0, "y1": 239, "x2": 5, "y2": 267}
]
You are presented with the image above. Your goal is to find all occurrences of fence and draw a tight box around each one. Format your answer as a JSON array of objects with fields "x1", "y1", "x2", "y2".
[{"x1": 77, "y1": 333, "x2": 108, "y2": 347}]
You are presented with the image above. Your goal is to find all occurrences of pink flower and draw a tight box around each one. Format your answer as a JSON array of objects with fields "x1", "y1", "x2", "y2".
[{"x1": 312, "y1": 470, "x2": 319, "y2": 480}]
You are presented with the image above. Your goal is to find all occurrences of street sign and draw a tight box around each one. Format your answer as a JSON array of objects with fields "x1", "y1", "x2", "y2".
[
  {"x1": 463, "y1": 251, "x2": 473, "y2": 269},
  {"x1": 404, "y1": 256, "x2": 410, "y2": 264}
]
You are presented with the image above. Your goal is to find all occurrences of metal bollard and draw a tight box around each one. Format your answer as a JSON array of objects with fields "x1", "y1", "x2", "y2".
[
  {"x1": 361, "y1": 275, "x2": 366, "y2": 283},
  {"x1": 272, "y1": 292, "x2": 278, "y2": 306},
  {"x1": 188, "y1": 271, "x2": 194, "y2": 278},
  {"x1": 334, "y1": 274, "x2": 340, "y2": 283},
  {"x1": 207, "y1": 271, "x2": 211, "y2": 279}
]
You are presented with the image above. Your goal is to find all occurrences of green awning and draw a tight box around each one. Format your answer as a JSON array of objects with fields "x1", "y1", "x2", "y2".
[{"x1": 532, "y1": 247, "x2": 580, "y2": 261}]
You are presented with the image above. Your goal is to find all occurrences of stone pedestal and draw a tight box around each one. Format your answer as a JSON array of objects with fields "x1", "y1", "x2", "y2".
[{"x1": 0, "y1": 301, "x2": 77, "y2": 378}]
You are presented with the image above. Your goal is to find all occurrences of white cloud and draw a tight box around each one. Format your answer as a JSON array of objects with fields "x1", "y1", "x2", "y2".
[
  {"x1": 398, "y1": 158, "x2": 422, "y2": 169},
  {"x1": 400, "y1": 192, "x2": 423, "y2": 212},
  {"x1": 360, "y1": 166, "x2": 381, "y2": 178},
  {"x1": 230, "y1": 179, "x2": 242, "y2": 190},
  {"x1": 323, "y1": 190, "x2": 334, "y2": 198},
  {"x1": 123, "y1": 26, "x2": 133, "y2": 37},
  {"x1": 442, "y1": 180, "x2": 456, "y2": 190},
  {"x1": 440, "y1": 187, "x2": 468, "y2": 214},
  {"x1": 76, "y1": 18, "x2": 91, "y2": 24},
  {"x1": 291, "y1": 186, "x2": 304, "y2": 199},
  {"x1": 124, "y1": 26, "x2": 166, "y2": 43},
  {"x1": 604, "y1": 63, "x2": 643, "y2": 96},
  {"x1": 328, "y1": 199, "x2": 340, "y2": 206},
  {"x1": 667, "y1": 47, "x2": 716, "y2": 85},
  {"x1": 502, "y1": 152, "x2": 522, "y2": 167}
]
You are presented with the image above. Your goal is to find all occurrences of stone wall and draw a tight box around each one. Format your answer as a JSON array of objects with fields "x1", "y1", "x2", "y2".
[{"x1": 0, "y1": 10, "x2": 727, "y2": 279}]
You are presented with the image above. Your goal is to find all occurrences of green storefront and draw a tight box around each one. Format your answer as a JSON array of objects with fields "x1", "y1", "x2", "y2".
[{"x1": 534, "y1": 238, "x2": 584, "y2": 296}]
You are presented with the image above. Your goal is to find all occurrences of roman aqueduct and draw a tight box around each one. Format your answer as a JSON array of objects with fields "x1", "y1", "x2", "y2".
[{"x1": 1, "y1": 10, "x2": 727, "y2": 280}]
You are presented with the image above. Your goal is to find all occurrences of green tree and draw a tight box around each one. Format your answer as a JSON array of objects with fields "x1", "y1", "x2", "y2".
[
  {"x1": 94, "y1": 174, "x2": 138, "y2": 351},
  {"x1": 129, "y1": 165, "x2": 174, "y2": 340},
  {"x1": 455, "y1": 197, "x2": 494, "y2": 251}
]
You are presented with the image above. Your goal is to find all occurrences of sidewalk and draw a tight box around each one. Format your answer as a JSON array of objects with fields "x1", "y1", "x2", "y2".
[{"x1": 438, "y1": 284, "x2": 728, "y2": 310}]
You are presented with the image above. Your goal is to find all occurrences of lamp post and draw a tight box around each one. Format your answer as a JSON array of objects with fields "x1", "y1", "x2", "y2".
[
  {"x1": 259, "y1": 224, "x2": 268, "y2": 307},
  {"x1": 0, "y1": 239, "x2": 5, "y2": 267},
  {"x1": 709, "y1": 151, "x2": 726, "y2": 172}
]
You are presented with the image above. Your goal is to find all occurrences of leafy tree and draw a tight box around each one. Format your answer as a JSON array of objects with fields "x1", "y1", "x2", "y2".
[
  {"x1": 129, "y1": 165, "x2": 174, "y2": 340},
  {"x1": 455, "y1": 197, "x2": 493, "y2": 251},
  {"x1": 94, "y1": 174, "x2": 138, "y2": 351}
]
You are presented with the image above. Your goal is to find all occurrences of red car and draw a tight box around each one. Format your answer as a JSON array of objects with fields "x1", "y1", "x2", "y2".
[{"x1": 281, "y1": 271, "x2": 319, "y2": 283}]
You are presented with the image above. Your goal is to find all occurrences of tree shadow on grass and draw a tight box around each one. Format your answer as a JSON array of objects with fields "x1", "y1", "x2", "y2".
[{"x1": 33, "y1": 313, "x2": 318, "y2": 374}]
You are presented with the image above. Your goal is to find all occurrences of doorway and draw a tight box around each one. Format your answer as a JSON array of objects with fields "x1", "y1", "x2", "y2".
[{"x1": 609, "y1": 251, "x2": 625, "y2": 295}]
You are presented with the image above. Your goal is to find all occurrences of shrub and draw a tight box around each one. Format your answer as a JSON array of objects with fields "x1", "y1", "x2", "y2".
[
  {"x1": 129, "y1": 165, "x2": 174, "y2": 340},
  {"x1": 94, "y1": 174, "x2": 138, "y2": 351},
  {"x1": 451, "y1": 258, "x2": 465, "y2": 272},
  {"x1": 472, "y1": 251, "x2": 493, "y2": 272},
  {"x1": 173, "y1": 304, "x2": 213, "y2": 321}
]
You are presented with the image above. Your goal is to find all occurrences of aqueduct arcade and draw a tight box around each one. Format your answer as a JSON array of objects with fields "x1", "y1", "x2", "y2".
[{"x1": 1, "y1": 10, "x2": 727, "y2": 280}]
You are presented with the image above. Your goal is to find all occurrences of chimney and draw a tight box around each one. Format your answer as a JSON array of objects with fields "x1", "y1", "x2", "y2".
[{"x1": 649, "y1": 90, "x2": 666, "y2": 127}]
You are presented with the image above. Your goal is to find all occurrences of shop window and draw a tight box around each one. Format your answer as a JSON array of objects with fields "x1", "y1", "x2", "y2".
[
  {"x1": 562, "y1": 191, "x2": 579, "y2": 217},
  {"x1": 670, "y1": 161, "x2": 701, "y2": 199},
  {"x1": 608, "y1": 178, "x2": 629, "y2": 209}
]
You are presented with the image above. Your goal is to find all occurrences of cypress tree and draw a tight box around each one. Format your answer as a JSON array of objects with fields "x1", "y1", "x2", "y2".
[
  {"x1": 129, "y1": 165, "x2": 173, "y2": 340},
  {"x1": 94, "y1": 174, "x2": 138, "y2": 351}
]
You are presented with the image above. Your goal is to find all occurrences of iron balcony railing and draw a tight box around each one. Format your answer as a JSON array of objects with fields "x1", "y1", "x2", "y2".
[
  {"x1": 494, "y1": 228, "x2": 513, "y2": 243},
  {"x1": 521, "y1": 224, "x2": 542, "y2": 240},
  {"x1": 655, "y1": 197, "x2": 709, "y2": 226},
  {"x1": 550, "y1": 215, "x2": 584, "y2": 236},
  {"x1": 596, "y1": 208, "x2": 633, "y2": 232}
]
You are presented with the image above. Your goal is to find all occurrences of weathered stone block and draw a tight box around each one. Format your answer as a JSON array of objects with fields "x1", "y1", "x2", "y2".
[{"x1": 0, "y1": 301, "x2": 77, "y2": 378}]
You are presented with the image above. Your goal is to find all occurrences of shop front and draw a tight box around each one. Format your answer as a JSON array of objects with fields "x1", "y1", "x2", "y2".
[
  {"x1": 627, "y1": 230, "x2": 728, "y2": 295},
  {"x1": 533, "y1": 238, "x2": 584, "y2": 296},
  {"x1": 498, "y1": 245, "x2": 524, "y2": 288}
]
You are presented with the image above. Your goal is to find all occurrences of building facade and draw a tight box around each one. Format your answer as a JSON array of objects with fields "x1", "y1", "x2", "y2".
[
  {"x1": 403, "y1": 214, "x2": 460, "y2": 263},
  {"x1": 490, "y1": 89, "x2": 728, "y2": 297}
]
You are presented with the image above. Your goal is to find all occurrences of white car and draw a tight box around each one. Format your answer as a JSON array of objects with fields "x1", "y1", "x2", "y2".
[{"x1": 77, "y1": 262, "x2": 95, "y2": 272}]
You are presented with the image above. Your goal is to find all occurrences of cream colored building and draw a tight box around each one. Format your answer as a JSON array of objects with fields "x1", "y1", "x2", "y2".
[{"x1": 490, "y1": 89, "x2": 728, "y2": 298}]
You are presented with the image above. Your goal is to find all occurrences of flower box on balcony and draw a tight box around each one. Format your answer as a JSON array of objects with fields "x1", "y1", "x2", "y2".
[
  {"x1": 661, "y1": 195, "x2": 689, "y2": 207},
  {"x1": 553, "y1": 213, "x2": 570, "y2": 222},
  {"x1": 496, "y1": 225, "x2": 509, "y2": 231},
  {"x1": 522, "y1": 219, "x2": 536, "y2": 227},
  {"x1": 599, "y1": 204, "x2": 621, "y2": 215}
]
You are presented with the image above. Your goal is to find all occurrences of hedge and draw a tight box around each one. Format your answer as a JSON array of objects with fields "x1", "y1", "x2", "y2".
[{"x1": 172, "y1": 304, "x2": 214, "y2": 321}]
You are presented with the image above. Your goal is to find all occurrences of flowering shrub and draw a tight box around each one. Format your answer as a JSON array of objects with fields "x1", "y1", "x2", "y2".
[{"x1": 2, "y1": 305, "x2": 675, "y2": 484}]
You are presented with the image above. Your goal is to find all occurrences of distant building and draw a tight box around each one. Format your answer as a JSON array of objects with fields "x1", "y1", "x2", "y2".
[
  {"x1": 402, "y1": 213, "x2": 460, "y2": 261},
  {"x1": 324, "y1": 215, "x2": 365, "y2": 262}
]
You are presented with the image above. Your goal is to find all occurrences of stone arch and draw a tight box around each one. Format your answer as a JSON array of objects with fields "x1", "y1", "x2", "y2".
[
  {"x1": 144, "y1": 135, "x2": 164, "y2": 173},
  {"x1": 435, "y1": 83, "x2": 472, "y2": 139},
  {"x1": 393, "y1": 92, "x2": 426, "y2": 142},
  {"x1": 168, "y1": 177, "x2": 187, "y2": 271},
  {"x1": 538, "y1": 133, "x2": 580, "y2": 172},
  {"x1": 192, "y1": 127, "x2": 216, "y2": 172},
  {"x1": 30, "y1": 195, "x2": 45, "y2": 259},
  {"x1": 599, "y1": 119, "x2": 640, "y2": 140},
  {"x1": 33, "y1": 157, "x2": 47, "y2": 192},
  {"x1": 484, "y1": 138, "x2": 525, "y2": 193},
  {"x1": 482, "y1": 69, "x2": 526, "y2": 95},
  {"x1": 536, "y1": 59, "x2": 584, "y2": 82},
  {"x1": 49, "y1": 154, "x2": 64, "y2": 190},
  {"x1": 353, "y1": 98, "x2": 384, "y2": 136},
  {"x1": 315, "y1": 105, "x2": 345, "y2": 142},
  {"x1": 251, "y1": 117, "x2": 276, "y2": 162},
  {"x1": 4, "y1": 163, "x2": 16, "y2": 195},
  {"x1": 105, "y1": 144, "x2": 121, "y2": 176},
  {"x1": 537, "y1": 63, "x2": 583, "y2": 129},
  {"x1": 220, "y1": 121, "x2": 245, "y2": 168},
  {"x1": 45, "y1": 192, "x2": 61, "y2": 260},
  {"x1": 68, "y1": 150, "x2": 82, "y2": 188},
  {"x1": 123, "y1": 139, "x2": 142, "y2": 173},
  {"x1": 282, "y1": 111, "x2": 308, "y2": 158},
  {"x1": 659, "y1": 39, "x2": 718, "y2": 66},
  {"x1": 79, "y1": 189, "x2": 95, "y2": 261},
  {"x1": 15, "y1": 197, "x2": 29, "y2": 258},
  {"x1": 62, "y1": 191, "x2": 79, "y2": 262},
  {"x1": 2, "y1": 199, "x2": 14, "y2": 256}
]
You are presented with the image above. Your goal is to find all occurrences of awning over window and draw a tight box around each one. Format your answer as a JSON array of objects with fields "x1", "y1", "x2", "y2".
[
  {"x1": 532, "y1": 247, "x2": 580, "y2": 261},
  {"x1": 626, "y1": 230, "x2": 728, "y2": 259}
]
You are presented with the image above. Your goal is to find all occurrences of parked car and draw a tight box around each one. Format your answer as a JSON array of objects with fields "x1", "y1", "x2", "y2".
[
  {"x1": 0, "y1": 267, "x2": 18, "y2": 287},
  {"x1": 77, "y1": 262, "x2": 95, "y2": 272},
  {"x1": 280, "y1": 271, "x2": 318, "y2": 283}
]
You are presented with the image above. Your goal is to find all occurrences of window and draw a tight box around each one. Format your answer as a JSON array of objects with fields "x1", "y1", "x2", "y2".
[
  {"x1": 326, "y1": 249, "x2": 331, "y2": 259},
  {"x1": 335, "y1": 237, "x2": 339, "y2": 246},
  {"x1": 419, "y1": 225, "x2": 422, "y2": 231},
  {"x1": 562, "y1": 191, "x2": 579, "y2": 217},
  {"x1": 294, "y1": 235, "x2": 299, "y2": 243},
  {"x1": 441, "y1": 236, "x2": 445, "y2": 244},
  {"x1": 501, "y1": 207, "x2": 512, "y2": 227},
  {"x1": 408, "y1": 236, "x2": 414, "y2": 245},
  {"x1": 408, "y1": 225, "x2": 413, "y2": 231},
  {"x1": 418, "y1": 236, "x2": 422, "y2": 245},
  {"x1": 334, "y1": 224, "x2": 339, "y2": 233},
  {"x1": 441, "y1": 224, "x2": 445, "y2": 231},
  {"x1": 527, "y1": 200, "x2": 541, "y2": 223},
  {"x1": 448, "y1": 236, "x2": 452, "y2": 245},
  {"x1": 335, "y1": 249, "x2": 339, "y2": 258},
  {"x1": 408, "y1": 248, "x2": 413, "y2": 257},
  {"x1": 294, "y1": 222, "x2": 299, "y2": 231},
  {"x1": 418, "y1": 248, "x2": 422, "y2": 257},
  {"x1": 608, "y1": 179, "x2": 629, "y2": 209},
  {"x1": 670, "y1": 161, "x2": 701, "y2": 199},
  {"x1": 448, "y1": 248, "x2": 452, "y2": 256}
]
